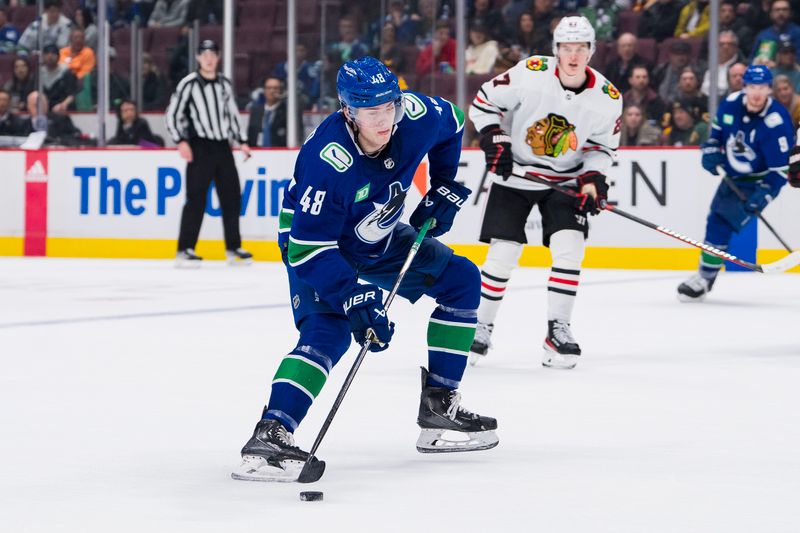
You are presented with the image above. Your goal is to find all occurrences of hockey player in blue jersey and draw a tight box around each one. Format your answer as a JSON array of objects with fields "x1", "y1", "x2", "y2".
[
  {"x1": 677, "y1": 65, "x2": 796, "y2": 301},
  {"x1": 231, "y1": 57, "x2": 498, "y2": 482}
]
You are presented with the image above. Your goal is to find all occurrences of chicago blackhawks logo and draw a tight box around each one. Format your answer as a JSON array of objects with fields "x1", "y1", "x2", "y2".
[
  {"x1": 526, "y1": 57, "x2": 548, "y2": 71},
  {"x1": 602, "y1": 81, "x2": 620, "y2": 100},
  {"x1": 525, "y1": 113, "x2": 578, "y2": 157},
  {"x1": 354, "y1": 181, "x2": 407, "y2": 244}
]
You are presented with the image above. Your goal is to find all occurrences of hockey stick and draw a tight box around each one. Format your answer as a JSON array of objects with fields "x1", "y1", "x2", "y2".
[
  {"x1": 515, "y1": 172, "x2": 800, "y2": 274},
  {"x1": 297, "y1": 218, "x2": 435, "y2": 483},
  {"x1": 717, "y1": 171, "x2": 794, "y2": 252}
]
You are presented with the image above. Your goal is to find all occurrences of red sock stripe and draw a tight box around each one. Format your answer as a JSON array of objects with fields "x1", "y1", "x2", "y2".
[
  {"x1": 481, "y1": 281, "x2": 505, "y2": 293},
  {"x1": 548, "y1": 276, "x2": 579, "y2": 286}
]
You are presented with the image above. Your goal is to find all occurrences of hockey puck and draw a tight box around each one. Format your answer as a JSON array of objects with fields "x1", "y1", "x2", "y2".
[{"x1": 299, "y1": 491, "x2": 323, "y2": 502}]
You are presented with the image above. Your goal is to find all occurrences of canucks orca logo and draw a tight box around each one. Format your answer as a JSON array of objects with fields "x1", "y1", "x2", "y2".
[
  {"x1": 354, "y1": 181, "x2": 407, "y2": 244},
  {"x1": 725, "y1": 131, "x2": 757, "y2": 174}
]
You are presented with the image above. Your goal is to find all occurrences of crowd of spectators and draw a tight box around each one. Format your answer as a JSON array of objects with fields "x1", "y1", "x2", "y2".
[{"x1": 5, "y1": 0, "x2": 800, "y2": 148}]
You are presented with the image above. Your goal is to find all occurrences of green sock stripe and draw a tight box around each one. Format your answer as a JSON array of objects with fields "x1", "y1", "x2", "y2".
[
  {"x1": 427, "y1": 321, "x2": 476, "y2": 353},
  {"x1": 701, "y1": 251, "x2": 724, "y2": 266},
  {"x1": 272, "y1": 357, "x2": 327, "y2": 398}
]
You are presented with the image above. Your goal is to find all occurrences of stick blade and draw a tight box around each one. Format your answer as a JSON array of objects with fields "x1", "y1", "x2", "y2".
[
  {"x1": 297, "y1": 457, "x2": 326, "y2": 484},
  {"x1": 761, "y1": 250, "x2": 800, "y2": 274}
]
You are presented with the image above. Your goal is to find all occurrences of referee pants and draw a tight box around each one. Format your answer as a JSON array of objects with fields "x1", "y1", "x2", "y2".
[{"x1": 177, "y1": 138, "x2": 242, "y2": 252}]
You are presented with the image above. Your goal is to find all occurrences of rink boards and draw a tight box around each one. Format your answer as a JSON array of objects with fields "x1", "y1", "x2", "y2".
[{"x1": 0, "y1": 147, "x2": 797, "y2": 271}]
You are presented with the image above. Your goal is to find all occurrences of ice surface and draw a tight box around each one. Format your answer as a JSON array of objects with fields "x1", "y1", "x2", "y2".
[{"x1": 0, "y1": 258, "x2": 798, "y2": 532}]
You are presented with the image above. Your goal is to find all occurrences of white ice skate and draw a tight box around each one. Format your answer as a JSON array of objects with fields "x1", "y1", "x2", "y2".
[
  {"x1": 175, "y1": 248, "x2": 203, "y2": 269},
  {"x1": 677, "y1": 273, "x2": 714, "y2": 302},
  {"x1": 542, "y1": 320, "x2": 581, "y2": 370},
  {"x1": 226, "y1": 248, "x2": 253, "y2": 266},
  {"x1": 468, "y1": 322, "x2": 493, "y2": 366}
]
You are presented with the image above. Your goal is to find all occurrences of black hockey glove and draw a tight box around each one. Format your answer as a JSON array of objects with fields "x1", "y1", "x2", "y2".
[
  {"x1": 575, "y1": 171, "x2": 609, "y2": 216},
  {"x1": 789, "y1": 145, "x2": 800, "y2": 188},
  {"x1": 343, "y1": 284, "x2": 394, "y2": 352},
  {"x1": 479, "y1": 125, "x2": 513, "y2": 179},
  {"x1": 409, "y1": 179, "x2": 471, "y2": 238}
]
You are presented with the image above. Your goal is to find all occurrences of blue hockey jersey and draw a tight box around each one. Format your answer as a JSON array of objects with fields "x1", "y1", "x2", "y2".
[
  {"x1": 278, "y1": 91, "x2": 465, "y2": 309},
  {"x1": 710, "y1": 91, "x2": 795, "y2": 192}
]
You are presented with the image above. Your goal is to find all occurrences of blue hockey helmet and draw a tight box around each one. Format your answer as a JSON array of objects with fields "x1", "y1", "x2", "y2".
[
  {"x1": 337, "y1": 56, "x2": 404, "y2": 125},
  {"x1": 743, "y1": 64, "x2": 773, "y2": 86}
]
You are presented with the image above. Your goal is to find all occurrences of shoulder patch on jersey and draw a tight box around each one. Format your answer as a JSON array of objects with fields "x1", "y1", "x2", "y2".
[
  {"x1": 319, "y1": 142, "x2": 353, "y2": 172},
  {"x1": 602, "y1": 81, "x2": 620, "y2": 100},
  {"x1": 765, "y1": 112, "x2": 784, "y2": 128},
  {"x1": 404, "y1": 93, "x2": 427, "y2": 120},
  {"x1": 722, "y1": 113, "x2": 734, "y2": 125},
  {"x1": 442, "y1": 98, "x2": 465, "y2": 133},
  {"x1": 725, "y1": 92, "x2": 740, "y2": 102},
  {"x1": 526, "y1": 56, "x2": 548, "y2": 71}
]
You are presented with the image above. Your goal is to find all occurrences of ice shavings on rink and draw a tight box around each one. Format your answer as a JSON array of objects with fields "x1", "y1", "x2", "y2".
[{"x1": 0, "y1": 258, "x2": 798, "y2": 533}]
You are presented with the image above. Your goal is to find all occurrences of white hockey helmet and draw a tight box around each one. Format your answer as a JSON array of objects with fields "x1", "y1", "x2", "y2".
[{"x1": 552, "y1": 16, "x2": 596, "y2": 59}]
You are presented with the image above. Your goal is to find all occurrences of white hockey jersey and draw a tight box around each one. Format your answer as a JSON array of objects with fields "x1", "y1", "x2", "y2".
[{"x1": 469, "y1": 55, "x2": 623, "y2": 190}]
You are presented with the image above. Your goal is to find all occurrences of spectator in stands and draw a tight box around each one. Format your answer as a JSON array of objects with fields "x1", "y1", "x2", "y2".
[
  {"x1": 40, "y1": 43, "x2": 78, "y2": 114},
  {"x1": 469, "y1": 0, "x2": 506, "y2": 43},
  {"x1": 379, "y1": 22, "x2": 406, "y2": 77},
  {"x1": 639, "y1": 0, "x2": 683, "y2": 42},
  {"x1": 18, "y1": 0, "x2": 72, "y2": 51},
  {"x1": 751, "y1": 0, "x2": 800, "y2": 66},
  {"x1": 142, "y1": 52, "x2": 168, "y2": 110},
  {"x1": 186, "y1": 0, "x2": 223, "y2": 25},
  {"x1": 619, "y1": 103, "x2": 663, "y2": 146},
  {"x1": 654, "y1": 39, "x2": 696, "y2": 105},
  {"x1": 719, "y1": 1, "x2": 753, "y2": 56},
  {"x1": 674, "y1": 68, "x2": 708, "y2": 117},
  {"x1": 496, "y1": 12, "x2": 544, "y2": 71},
  {"x1": 606, "y1": 33, "x2": 653, "y2": 94},
  {"x1": 579, "y1": 0, "x2": 623, "y2": 41},
  {"x1": 773, "y1": 74, "x2": 800, "y2": 126},
  {"x1": 702, "y1": 31, "x2": 744, "y2": 97},
  {"x1": 0, "y1": 7, "x2": 20, "y2": 53},
  {"x1": 20, "y1": 91, "x2": 83, "y2": 145},
  {"x1": 416, "y1": 20, "x2": 456, "y2": 77},
  {"x1": 624, "y1": 65, "x2": 667, "y2": 123},
  {"x1": 738, "y1": 0, "x2": 771, "y2": 37},
  {"x1": 465, "y1": 24, "x2": 498, "y2": 75},
  {"x1": 0, "y1": 88, "x2": 27, "y2": 136},
  {"x1": 414, "y1": 0, "x2": 441, "y2": 47},
  {"x1": 273, "y1": 43, "x2": 321, "y2": 110},
  {"x1": 674, "y1": 0, "x2": 710, "y2": 38},
  {"x1": 71, "y1": 7, "x2": 97, "y2": 51},
  {"x1": 3, "y1": 57, "x2": 34, "y2": 112},
  {"x1": 109, "y1": 99, "x2": 163, "y2": 146},
  {"x1": 383, "y1": 0, "x2": 420, "y2": 46},
  {"x1": 247, "y1": 77, "x2": 290, "y2": 148},
  {"x1": 662, "y1": 98, "x2": 708, "y2": 146},
  {"x1": 91, "y1": 49, "x2": 131, "y2": 109},
  {"x1": 149, "y1": 0, "x2": 189, "y2": 28},
  {"x1": 59, "y1": 28, "x2": 96, "y2": 80},
  {"x1": 326, "y1": 16, "x2": 370, "y2": 72},
  {"x1": 771, "y1": 41, "x2": 800, "y2": 90},
  {"x1": 725, "y1": 61, "x2": 747, "y2": 96}
]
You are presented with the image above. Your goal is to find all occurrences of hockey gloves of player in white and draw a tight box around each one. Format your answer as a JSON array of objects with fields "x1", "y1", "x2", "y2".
[
  {"x1": 744, "y1": 182, "x2": 774, "y2": 214},
  {"x1": 701, "y1": 139, "x2": 725, "y2": 175},
  {"x1": 410, "y1": 179, "x2": 471, "y2": 237},
  {"x1": 479, "y1": 125, "x2": 513, "y2": 179},
  {"x1": 343, "y1": 284, "x2": 395, "y2": 352},
  {"x1": 789, "y1": 145, "x2": 800, "y2": 188},
  {"x1": 575, "y1": 171, "x2": 609, "y2": 216}
]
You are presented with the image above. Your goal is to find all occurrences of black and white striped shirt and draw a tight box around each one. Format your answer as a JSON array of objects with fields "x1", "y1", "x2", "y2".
[{"x1": 165, "y1": 71, "x2": 246, "y2": 144}]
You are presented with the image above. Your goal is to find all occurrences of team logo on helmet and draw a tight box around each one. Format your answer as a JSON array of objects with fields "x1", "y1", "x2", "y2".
[
  {"x1": 602, "y1": 81, "x2": 620, "y2": 100},
  {"x1": 525, "y1": 113, "x2": 578, "y2": 157},
  {"x1": 526, "y1": 57, "x2": 548, "y2": 71}
]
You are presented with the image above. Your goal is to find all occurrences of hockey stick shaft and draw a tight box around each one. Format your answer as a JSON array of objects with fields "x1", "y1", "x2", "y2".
[
  {"x1": 298, "y1": 218, "x2": 434, "y2": 483},
  {"x1": 719, "y1": 173, "x2": 794, "y2": 252},
  {"x1": 515, "y1": 172, "x2": 779, "y2": 273}
]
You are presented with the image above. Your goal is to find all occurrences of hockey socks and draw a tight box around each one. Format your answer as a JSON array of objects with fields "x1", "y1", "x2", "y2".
[
  {"x1": 699, "y1": 248, "x2": 725, "y2": 281},
  {"x1": 265, "y1": 346, "x2": 333, "y2": 432},
  {"x1": 547, "y1": 266, "x2": 580, "y2": 320},
  {"x1": 477, "y1": 239, "x2": 522, "y2": 325},
  {"x1": 426, "y1": 305, "x2": 477, "y2": 390}
]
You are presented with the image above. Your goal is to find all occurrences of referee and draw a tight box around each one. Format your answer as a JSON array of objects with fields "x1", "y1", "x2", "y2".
[{"x1": 166, "y1": 39, "x2": 253, "y2": 267}]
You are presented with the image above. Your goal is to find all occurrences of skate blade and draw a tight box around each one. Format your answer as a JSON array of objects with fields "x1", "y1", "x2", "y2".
[
  {"x1": 677, "y1": 292, "x2": 706, "y2": 303},
  {"x1": 230, "y1": 455, "x2": 303, "y2": 482},
  {"x1": 542, "y1": 344, "x2": 578, "y2": 370},
  {"x1": 416, "y1": 428, "x2": 499, "y2": 453},
  {"x1": 468, "y1": 352, "x2": 485, "y2": 367},
  {"x1": 227, "y1": 257, "x2": 253, "y2": 267},
  {"x1": 175, "y1": 259, "x2": 202, "y2": 269}
]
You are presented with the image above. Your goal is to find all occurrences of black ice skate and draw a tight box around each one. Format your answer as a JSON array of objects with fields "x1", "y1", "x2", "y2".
[
  {"x1": 677, "y1": 273, "x2": 715, "y2": 302},
  {"x1": 416, "y1": 367, "x2": 499, "y2": 453},
  {"x1": 542, "y1": 320, "x2": 581, "y2": 369},
  {"x1": 231, "y1": 417, "x2": 314, "y2": 482},
  {"x1": 226, "y1": 248, "x2": 253, "y2": 266},
  {"x1": 468, "y1": 322, "x2": 493, "y2": 366},
  {"x1": 175, "y1": 248, "x2": 203, "y2": 268}
]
